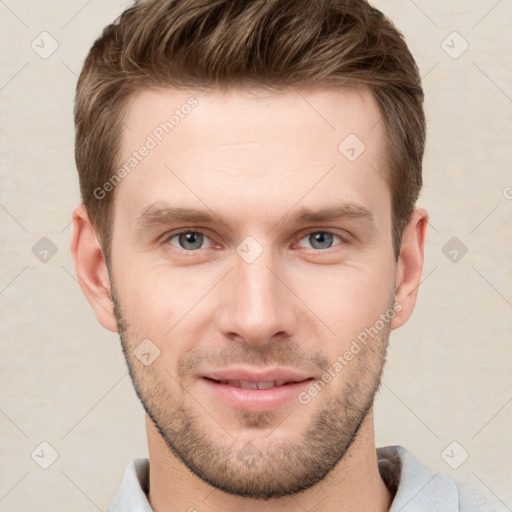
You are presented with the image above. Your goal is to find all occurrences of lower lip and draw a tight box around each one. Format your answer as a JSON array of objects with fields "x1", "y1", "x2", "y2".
[{"x1": 200, "y1": 378, "x2": 313, "y2": 412}]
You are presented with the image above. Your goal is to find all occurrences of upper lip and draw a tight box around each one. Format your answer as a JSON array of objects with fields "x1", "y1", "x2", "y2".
[{"x1": 202, "y1": 367, "x2": 312, "y2": 384}]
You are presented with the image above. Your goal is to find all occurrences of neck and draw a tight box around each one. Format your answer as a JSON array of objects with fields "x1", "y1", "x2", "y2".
[{"x1": 146, "y1": 410, "x2": 393, "y2": 512}]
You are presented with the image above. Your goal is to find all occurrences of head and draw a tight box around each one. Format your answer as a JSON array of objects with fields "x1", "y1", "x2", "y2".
[{"x1": 72, "y1": 0, "x2": 428, "y2": 500}]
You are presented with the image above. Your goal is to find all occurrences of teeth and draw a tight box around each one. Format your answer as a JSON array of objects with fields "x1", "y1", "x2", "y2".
[
  {"x1": 240, "y1": 381, "x2": 259, "y2": 389},
  {"x1": 256, "y1": 381, "x2": 275, "y2": 389},
  {"x1": 218, "y1": 380, "x2": 292, "y2": 389}
]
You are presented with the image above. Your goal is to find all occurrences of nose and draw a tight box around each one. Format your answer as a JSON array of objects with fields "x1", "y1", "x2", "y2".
[{"x1": 215, "y1": 248, "x2": 299, "y2": 348}]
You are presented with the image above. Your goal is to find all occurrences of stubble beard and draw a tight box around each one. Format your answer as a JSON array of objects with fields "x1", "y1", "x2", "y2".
[{"x1": 113, "y1": 293, "x2": 391, "y2": 499}]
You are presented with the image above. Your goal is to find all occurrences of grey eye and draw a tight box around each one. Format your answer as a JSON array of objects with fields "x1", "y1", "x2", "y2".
[
  {"x1": 308, "y1": 232, "x2": 334, "y2": 249},
  {"x1": 296, "y1": 231, "x2": 343, "y2": 250},
  {"x1": 170, "y1": 232, "x2": 206, "y2": 250}
]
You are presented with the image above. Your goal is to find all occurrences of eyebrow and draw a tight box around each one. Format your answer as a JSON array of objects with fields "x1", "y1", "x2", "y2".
[
  {"x1": 283, "y1": 204, "x2": 374, "y2": 226},
  {"x1": 136, "y1": 204, "x2": 232, "y2": 230},
  {"x1": 135, "y1": 202, "x2": 374, "y2": 231}
]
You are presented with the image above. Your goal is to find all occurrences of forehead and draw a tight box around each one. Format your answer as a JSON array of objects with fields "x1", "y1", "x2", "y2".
[
  {"x1": 122, "y1": 86, "x2": 384, "y2": 150},
  {"x1": 115, "y1": 86, "x2": 390, "y2": 230}
]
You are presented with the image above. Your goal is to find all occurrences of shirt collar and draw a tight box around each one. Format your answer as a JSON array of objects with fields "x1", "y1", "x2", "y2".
[
  {"x1": 383, "y1": 446, "x2": 459, "y2": 511},
  {"x1": 108, "y1": 457, "x2": 153, "y2": 512}
]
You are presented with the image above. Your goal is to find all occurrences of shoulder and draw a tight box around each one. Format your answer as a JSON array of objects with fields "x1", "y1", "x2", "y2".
[{"x1": 378, "y1": 446, "x2": 505, "y2": 512}]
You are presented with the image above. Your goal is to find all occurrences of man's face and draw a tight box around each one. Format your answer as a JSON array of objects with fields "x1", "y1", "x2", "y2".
[{"x1": 109, "y1": 87, "x2": 398, "y2": 498}]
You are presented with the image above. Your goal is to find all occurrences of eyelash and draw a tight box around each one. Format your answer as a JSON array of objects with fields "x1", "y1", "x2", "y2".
[{"x1": 163, "y1": 229, "x2": 346, "y2": 252}]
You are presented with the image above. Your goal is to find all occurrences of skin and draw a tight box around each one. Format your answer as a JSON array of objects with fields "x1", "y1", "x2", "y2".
[{"x1": 71, "y1": 86, "x2": 428, "y2": 512}]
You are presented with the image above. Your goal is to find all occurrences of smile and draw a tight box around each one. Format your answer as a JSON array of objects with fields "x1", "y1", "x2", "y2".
[
  {"x1": 199, "y1": 369, "x2": 314, "y2": 412},
  {"x1": 213, "y1": 379, "x2": 297, "y2": 389}
]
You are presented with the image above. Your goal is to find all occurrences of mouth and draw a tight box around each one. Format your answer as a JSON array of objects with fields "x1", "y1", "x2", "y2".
[
  {"x1": 204, "y1": 378, "x2": 304, "y2": 390},
  {"x1": 199, "y1": 369, "x2": 314, "y2": 412}
]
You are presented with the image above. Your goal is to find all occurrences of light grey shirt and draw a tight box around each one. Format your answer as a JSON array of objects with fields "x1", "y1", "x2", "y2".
[{"x1": 107, "y1": 445, "x2": 492, "y2": 511}]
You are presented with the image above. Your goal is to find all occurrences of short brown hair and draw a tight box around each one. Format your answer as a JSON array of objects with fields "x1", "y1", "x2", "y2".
[{"x1": 75, "y1": 0, "x2": 425, "y2": 260}]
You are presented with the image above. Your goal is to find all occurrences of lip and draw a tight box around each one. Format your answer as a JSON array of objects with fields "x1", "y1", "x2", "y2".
[
  {"x1": 203, "y1": 367, "x2": 311, "y2": 384},
  {"x1": 199, "y1": 367, "x2": 314, "y2": 412}
]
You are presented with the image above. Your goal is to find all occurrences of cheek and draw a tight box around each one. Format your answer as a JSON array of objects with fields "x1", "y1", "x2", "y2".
[
  {"x1": 293, "y1": 262, "x2": 395, "y2": 345},
  {"x1": 112, "y1": 257, "x2": 217, "y2": 360}
]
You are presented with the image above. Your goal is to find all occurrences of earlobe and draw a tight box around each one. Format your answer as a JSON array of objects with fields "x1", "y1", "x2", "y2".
[
  {"x1": 70, "y1": 206, "x2": 118, "y2": 332},
  {"x1": 391, "y1": 208, "x2": 428, "y2": 330}
]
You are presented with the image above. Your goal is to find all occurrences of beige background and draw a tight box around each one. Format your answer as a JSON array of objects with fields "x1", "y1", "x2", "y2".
[{"x1": 1, "y1": 0, "x2": 511, "y2": 510}]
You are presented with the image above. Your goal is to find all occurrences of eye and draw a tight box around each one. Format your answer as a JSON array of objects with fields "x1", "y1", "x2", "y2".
[
  {"x1": 297, "y1": 231, "x2": 343, "y2": 250},
  {"x1": 167, "y1": 231, "x2": 213, "y2": 251}
]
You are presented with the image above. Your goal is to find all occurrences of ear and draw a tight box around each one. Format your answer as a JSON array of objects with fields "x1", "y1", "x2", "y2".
[
  {"x1": 391, "y1": 208, "x2": 428, "y2": 330},
  {"x1": 70, "y1": 206, "x2": 118, "y2": 332}
]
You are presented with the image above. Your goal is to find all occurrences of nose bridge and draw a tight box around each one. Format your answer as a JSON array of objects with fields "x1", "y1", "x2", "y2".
[{"x1": 216, "y1": 245, "x2": 296, "y2": 345}]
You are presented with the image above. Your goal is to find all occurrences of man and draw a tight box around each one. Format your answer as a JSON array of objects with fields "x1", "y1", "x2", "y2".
[{"x1": 70, "y1": 0, "x2": 483, "y2": 510}]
